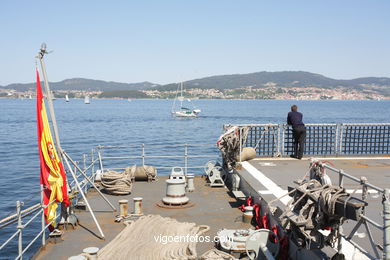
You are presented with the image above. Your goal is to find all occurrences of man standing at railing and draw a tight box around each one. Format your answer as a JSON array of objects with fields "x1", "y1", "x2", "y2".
[{"x1": 287, "y1": 105, "x2": 306, "y2": 159}]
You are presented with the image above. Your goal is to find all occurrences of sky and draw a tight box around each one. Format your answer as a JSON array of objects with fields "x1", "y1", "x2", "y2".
[{"x1": 0, "y1": 0, "x2": 389, "y2": 85}]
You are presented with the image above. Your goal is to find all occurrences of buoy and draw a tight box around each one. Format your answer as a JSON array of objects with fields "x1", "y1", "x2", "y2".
[
  {"x1": 133, "y1": 197, "x2": 143, "y2": 215},
  {"x1": 162, "y1": 179, "x2": 189, "y2": 205},
  {"x1": 186, "y1": 174, "x2": 195, "y2": 192},
  {"x1": 118, "y1": 200, "x2": 128, "y2": 217}
]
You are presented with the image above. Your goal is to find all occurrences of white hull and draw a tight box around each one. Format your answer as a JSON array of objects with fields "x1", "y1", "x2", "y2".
[{"x1": 172, "y1": 110, "x2": 199, "y2": 118}]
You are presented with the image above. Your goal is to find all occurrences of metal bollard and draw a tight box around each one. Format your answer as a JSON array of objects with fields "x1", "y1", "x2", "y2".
[
  {"x1": 186, "y1": 174, "x2": 195, "y2": 192},
  {"x1": 243, "y1": 206, "x2": 253, "y2": 223},
  {"x1": 68, "y1": 256, "x2": 86, "y2": 260},
  {"x1": 82, "y1": 247, "x2": 99, "y2": 260},
  {"x1": 133, "y1": 197, "x2": 143, "y2": 215},
  {"x1": 118, "y1": 200, "x2": 128, "y2": 217}
]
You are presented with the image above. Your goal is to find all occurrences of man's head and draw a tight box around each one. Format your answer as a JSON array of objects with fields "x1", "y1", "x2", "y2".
[{"x1": 291, "y1": 105, "x2": 298, "y2": 112}]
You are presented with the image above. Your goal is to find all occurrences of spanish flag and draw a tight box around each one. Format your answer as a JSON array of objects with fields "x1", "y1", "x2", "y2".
[{"x1": 36, "y1": 69, "x2": 70, "y2": 227}]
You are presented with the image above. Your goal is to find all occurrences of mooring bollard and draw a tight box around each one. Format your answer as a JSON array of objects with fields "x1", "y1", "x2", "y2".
[
  {"x1": 133, "y1": 197, "x2": 143, "y2": 215},
  {"x1": 243, "y1": 206, "x2": 253, "y2": 223},
  {"x1": 82, "y1": 247, "x2": 99, "y2": 260},
  {"x1": 186, "y1": 174, "x2": 195, "y2": 192},
  {"x1": 118, "y1": 200, "x2": 128, "y2": 217}
]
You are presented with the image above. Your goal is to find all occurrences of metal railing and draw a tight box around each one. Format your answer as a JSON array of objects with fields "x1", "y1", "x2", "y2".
[
  {"x1": 0, "y1": 198, "x2": 58, "y2": 260},
  {"x1": 314, "y1": 160, "x2": 390, "y2": 260},
  {"x1": 0, "y1": 142, "x2": 218, "y2": 259},
  {"x1": 224, "y1": 123, "x2": 390, "y2": 157},
  {"x1": 95, "y1": 143, "x2": 218, "y2": 175}
]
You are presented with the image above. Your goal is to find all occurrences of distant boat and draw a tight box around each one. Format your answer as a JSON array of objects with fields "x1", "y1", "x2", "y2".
[
  {"x1": 127, "y1": 98, "x2": 132, "y2": 102},
  {"x1": 29, "y1": 94, "x2": 32, "y2": 100},
  {"x1": 171, "y1": 82, "x2": 201, "y2": 118},
  {"x1": 84, "y1": 96, "x2": 90, "y2": 104},
  {"x1": 65, "y1": 94, "x2": 70, "y2": 102}
]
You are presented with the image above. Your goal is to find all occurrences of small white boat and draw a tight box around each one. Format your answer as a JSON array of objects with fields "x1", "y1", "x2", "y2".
[
  {"x1": 84, "y1": 96, "x2": 90, "y2": 104},
  {"x1": 171, "y1": 82, "x2": 201, "y2": 118},
  {"x1": 65, "y1": 94, "x2": 70, "y2": 102}
]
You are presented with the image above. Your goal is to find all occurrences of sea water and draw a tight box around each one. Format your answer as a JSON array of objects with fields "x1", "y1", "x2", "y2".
[{"x1": 0, "y1": 98, "x2": 389, "y2": 258}]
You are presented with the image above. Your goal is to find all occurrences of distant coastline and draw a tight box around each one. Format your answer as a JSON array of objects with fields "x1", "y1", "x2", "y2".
[{"x1": 1, "y1": 71, "x2": 389, "y2": 100}]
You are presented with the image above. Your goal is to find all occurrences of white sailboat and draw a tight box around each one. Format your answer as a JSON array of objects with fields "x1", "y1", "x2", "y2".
[
  {"x1": 84, "y1": 95, "x2": 90, "y2": 104},
  {"x1": 65, "y1": 94, "x2": 70, "y2": 102},
  {"x1": 171, "y1": 82, "x2": 201, "y2": 118}
]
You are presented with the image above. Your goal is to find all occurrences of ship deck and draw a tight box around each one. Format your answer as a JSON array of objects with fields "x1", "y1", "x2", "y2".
[
  {"x1": 33, "y1": 156, "x2": 390, "y2": 260},
  {"x1": 236, "y1": 156, "x2": 390, "y2": 259},
  {"x1": 34, "y1": 176, "x2": 251, "y2": 260}
]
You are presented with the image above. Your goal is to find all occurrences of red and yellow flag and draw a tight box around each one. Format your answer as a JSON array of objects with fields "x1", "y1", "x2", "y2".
[{"x1": 36, "y1": 69, "x2": 70, "y2": 226}]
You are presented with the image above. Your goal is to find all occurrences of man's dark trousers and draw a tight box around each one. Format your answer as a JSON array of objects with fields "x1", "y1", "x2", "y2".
[{"x1": 292, "y1": 125, "x2": 306, "y2": 159}]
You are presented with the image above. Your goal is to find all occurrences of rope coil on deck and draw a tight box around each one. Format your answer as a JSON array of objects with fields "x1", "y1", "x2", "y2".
[
  {"x1": 100, "y1": 169, "x2": 135, "y2": 195},
  {"x1": 97, "y1": 214, "x2": 210, "y2": 260}
]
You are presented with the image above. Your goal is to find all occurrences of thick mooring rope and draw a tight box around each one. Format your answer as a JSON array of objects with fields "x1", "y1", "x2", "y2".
[
  {"x1": 100, "y1": 169, "x2": 135, "y2": 195},
  {"x1": 98, "y1": 215, "x2": 210, "y2": 260}
]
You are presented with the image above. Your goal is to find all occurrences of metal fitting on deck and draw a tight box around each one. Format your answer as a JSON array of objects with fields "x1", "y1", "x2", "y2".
[
  {"x1": 243, "y1": 206, "x2": 253, "y2": 223},
  {"x1": 118, "y1": 200, "x2": 129, "y2": 217},
  {"x1": 162, "y1": 179, "x2": 189, "y2": 205},
  {"x1": 186, "y1": 174, "x2": 195, "y2": 192},
  {"x1": 133, "y1": 197, "x2": 143, "y2": 215},
  {"x1": 82, "y1": 247, "x2": 99, "y2": 260}
]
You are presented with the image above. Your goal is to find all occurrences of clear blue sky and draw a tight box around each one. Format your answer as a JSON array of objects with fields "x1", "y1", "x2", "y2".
[{"x1": 0, "y1": 0, "x2": 389, "y2": 85}]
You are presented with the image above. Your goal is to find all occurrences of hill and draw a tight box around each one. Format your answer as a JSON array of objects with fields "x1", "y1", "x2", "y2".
[
  {"x1": 0, "y1": 78, "x2": 158, "y2": 92},
  {"x1": 155, "y1": 71, "x2": 390, "y2": 92}
]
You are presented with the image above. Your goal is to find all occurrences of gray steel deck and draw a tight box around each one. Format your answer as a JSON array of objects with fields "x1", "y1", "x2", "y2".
[
  {"x1": 33, "y1": 156, "x2": 390, "y2": 259},
  {"x1": 237, "y1": 156, "x2": 390, "y2": 259},
  {"x1": 34, "y1": 176, "x2": 250, "y2": 260}
]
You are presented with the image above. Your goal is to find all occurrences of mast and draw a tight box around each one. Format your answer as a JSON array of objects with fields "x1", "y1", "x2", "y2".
[
  {"x1": 180, "y1": 82, "x2": 183, "y2": 108},
  {"x1": 37, "y1": 43, "x2": 62, "y2": 152}
]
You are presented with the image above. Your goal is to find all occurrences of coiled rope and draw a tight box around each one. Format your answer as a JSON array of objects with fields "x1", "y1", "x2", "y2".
[
  {"x1": 97, "y1": 215, "x2": 210, "y2": 260},
  {"x1": 100, "y1": 169, "x2": 135, "y2": 195}
]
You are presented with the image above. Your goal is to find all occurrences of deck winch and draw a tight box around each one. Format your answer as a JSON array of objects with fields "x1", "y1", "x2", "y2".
[
  {"x1": 204, "y1": 161, "x2": 225, "y2": 187},
  {"x1": 217, "y1": 228, "x2": 280, "y2": 259}
]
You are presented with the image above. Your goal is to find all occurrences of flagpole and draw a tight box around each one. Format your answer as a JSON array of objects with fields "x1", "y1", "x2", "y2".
[
  {"x1": 36, "y1": 43, "x2": 106, "y2": 240},
  {"x1": 37, "y1": 43, "x2": 62, "y2": 152}
]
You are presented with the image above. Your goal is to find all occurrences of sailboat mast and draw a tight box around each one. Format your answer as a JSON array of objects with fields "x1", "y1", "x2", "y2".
[{"x1": 180, "y1": 82, "x2": 183, "y2": 108}]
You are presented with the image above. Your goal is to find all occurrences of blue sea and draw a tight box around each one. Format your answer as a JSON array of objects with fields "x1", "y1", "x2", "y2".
[{"x1": 0, "y1": 98, "x2": 389, "y2": 258}]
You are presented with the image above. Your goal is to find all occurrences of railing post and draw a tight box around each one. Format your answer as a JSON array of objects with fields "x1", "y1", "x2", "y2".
[
  {"x1": 83, "y1": 154, "x2": 87, "y2": 174},
  {"x1": 281, "y1": 125, "x2": 285, "y2": 157},
  {"x1": 276, "y1": 124, "x2": 281, "y2": 156},
  {"x1": 98, "y1": 148, "x2": 104, "y2": 173},
  {"x1": 384, "y1": 189, "x2": 390, "y2": 260},
  {"x1": 335, "y1": 124, "x2": 340, "y2": 156},
  {"x1": 142, "y1": 144, "x2": 145, "y2": 167},
  {"x1": 184, "y1": 144, "x2": 188, "y2": 175},
  {"x1": 239, "y1": 128, "x2": 242, "y2": 163},
  {"x1": 339, "y1": 124, "x2": 344, "y2": 155},
  {"x1": 16, "y1": 201, "x2": 23, "y2": 260},
  {"x1": 40, "y1": 185, "x2": 46, "y2": 247},
  {"x1": 91, "y1": 149, "x2": 95, "y2": 181},
  {"x1": 338, "y1": 170, "x2": 344, "y2": 187}
]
